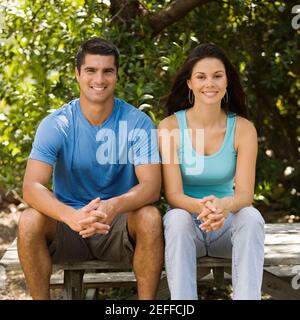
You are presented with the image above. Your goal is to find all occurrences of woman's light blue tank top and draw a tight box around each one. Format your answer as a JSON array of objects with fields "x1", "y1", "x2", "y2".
[{"x1": 175, "y1": 110, "x2": 237, "y2": 199}]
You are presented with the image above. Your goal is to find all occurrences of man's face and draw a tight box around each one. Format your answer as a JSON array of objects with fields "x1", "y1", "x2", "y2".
[{"x1": 76, "y1": 54, "x2": 117, "y2": 105}]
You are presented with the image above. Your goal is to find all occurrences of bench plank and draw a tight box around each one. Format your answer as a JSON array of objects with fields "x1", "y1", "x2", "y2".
[
  {"x1": 3, "y1": 223, "x2": 300, "y2": 270},
  {"x1": 50, "y1": 272, "x2": 138, "y2": 288},
  {"x1": 1, "y1": 223, "x2": 300, "y2": 299},
  {"x1": 264, "y1": 265, "x2": 298, "y2": 278},
  {"x1": 262, "y1": 270, "x2": 300, "y2": 300}
]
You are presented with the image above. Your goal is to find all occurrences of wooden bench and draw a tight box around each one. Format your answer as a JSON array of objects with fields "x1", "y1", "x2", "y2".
[{"x1": 1, "y1": 223, "x2": 300, "y2": 300}]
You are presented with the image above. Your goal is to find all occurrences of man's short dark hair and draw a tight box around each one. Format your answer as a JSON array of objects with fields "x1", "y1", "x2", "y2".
[{"x1": 76, "y1": 38, "x2": 119, "y2": 73}]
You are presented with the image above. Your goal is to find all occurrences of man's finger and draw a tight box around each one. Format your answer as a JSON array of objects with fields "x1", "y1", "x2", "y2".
[
  {"x1": 79, "y1": 226, "x2": 96, "y2": 236},
  {"x1": 82, "y1": 198, "x2": 101, "y2": 211},
  {"x1": 78, "y1": 216, "x2": 98, "y2": 225},
  {"x1": 81, "y1": 232, "x2": 94, "y2": 238},
  {"x1": 91, "y1": 211, "x2": 107, "y2": 220},
  {"x1": 81, "y1": 232, "x2": 97, "y2": 238},
  {"x1": 81, "y1": 223, "x2": 110, "y2": 238},
  {"x1": 93, "y1": 222, "x2": 110, "y2": 233}
]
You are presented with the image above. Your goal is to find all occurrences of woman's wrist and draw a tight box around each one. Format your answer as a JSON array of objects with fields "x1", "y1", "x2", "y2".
[
  {"x1": 221, "y1": 196, "x2": 235, "y2": 214},
  {"x1": 190, "y1": 197, "x2": 204, "y2": 214}
]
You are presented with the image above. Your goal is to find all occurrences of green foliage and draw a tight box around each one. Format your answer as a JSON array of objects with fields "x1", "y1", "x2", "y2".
[{"x1": 0, "y1": 0, "x2": 299, "y2": 211}]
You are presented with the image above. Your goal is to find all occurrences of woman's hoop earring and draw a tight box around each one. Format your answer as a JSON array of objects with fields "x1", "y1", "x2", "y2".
[
  {"x1": 223, "y1": 89, "x2": 229, "y2": 103},
  {"x1": 188, "y1": 89, "x2": 195, "y2": 105}
]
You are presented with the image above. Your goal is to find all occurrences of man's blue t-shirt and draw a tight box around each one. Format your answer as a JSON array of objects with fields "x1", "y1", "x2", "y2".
[{"x1": 29, "y1": 97, "x2": 160, "y2": 209}]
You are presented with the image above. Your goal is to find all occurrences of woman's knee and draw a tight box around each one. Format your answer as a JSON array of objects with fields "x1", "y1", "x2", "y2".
[
  {"x1": 163, "y1": 208, "x2": 194, "y2": 233},
  {"x1": 234, "y1": 206, "x2": 265, "y2": 229}
]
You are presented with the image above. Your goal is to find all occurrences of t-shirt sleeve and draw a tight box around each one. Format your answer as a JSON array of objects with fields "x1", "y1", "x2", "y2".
[
  {"x1": 130, "y1": 115, "x2": 161, "y2": 166},
  {"x1": 29, "y1": 116, "x2": 63, "y2": 166}
]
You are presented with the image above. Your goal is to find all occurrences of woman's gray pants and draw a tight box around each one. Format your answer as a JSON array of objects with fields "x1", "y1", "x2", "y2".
[{"x1": 163, "y1": 207, "x2": 265, "y2": 300}]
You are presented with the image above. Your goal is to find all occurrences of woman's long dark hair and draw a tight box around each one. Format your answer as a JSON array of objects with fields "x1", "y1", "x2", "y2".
[{"x1": 165, "y1": 43, "x2": 248, "y2": 118}]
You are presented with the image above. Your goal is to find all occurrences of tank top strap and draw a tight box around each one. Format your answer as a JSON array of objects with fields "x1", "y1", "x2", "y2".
[
  {"x1": 175, "y1": 110, "x2": 188, "y2": 150},
  {"x1": 225, "y1": 112, "x2": 236, "y2": 151}
]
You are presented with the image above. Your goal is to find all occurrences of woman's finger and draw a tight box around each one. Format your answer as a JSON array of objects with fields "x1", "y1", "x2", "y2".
[
  {"x1": 198, "y1": 206, "x2": 212, "y2": 220},
  {"x1": 211, "y1": 218, "x2": 225, "y2": 230},
  {"x1": 207, "y1": 213, "x2": 224, "y2": 222},
  {"x1": 199, "y1": 195, "x2": 215, "y2": 203},
  {"x1": 205, "y1": 201, "x2": 217, "y2": 212}
]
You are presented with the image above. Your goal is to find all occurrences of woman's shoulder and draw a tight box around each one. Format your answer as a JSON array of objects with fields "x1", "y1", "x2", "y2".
[
  {"x1": 235, "y1": 116, "x2": 257, "y2": 133},
  {"x1": 235, "y1": 116, "x2": 257, "y2": 145},
  {"x1": 158, "y1": 114, "x2": 179, "y2": 130}
]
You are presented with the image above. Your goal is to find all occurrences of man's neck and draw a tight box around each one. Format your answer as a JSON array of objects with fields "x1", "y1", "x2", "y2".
[{"x1": 79, "y1": 96, "x2": 114, "y2": 126}]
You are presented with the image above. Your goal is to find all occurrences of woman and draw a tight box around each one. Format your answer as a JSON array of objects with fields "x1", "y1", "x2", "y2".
[{"x1": 158, "y1": 43, "x2": 265, "y2": 300}]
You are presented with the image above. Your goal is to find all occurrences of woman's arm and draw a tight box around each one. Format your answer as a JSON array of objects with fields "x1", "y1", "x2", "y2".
[
  {"x1": 158, "y1": 116, "x2": 204, "y2": 214},
  {"x1": 222, "y1": 116, "x2": 258, "y2": 212},
  {"x1": 199, "y1": 117, "x2": 258, "y2": 231},
  {"x1": 201, "y1": 116, "x2": 258, "y2": 214}
]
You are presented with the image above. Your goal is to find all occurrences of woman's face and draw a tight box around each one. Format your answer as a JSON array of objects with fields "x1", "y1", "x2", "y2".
[{"x1": 187, "y1": 57, "x2": 227, "y2": 106}]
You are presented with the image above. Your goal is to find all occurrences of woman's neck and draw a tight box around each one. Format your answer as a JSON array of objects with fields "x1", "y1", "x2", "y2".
[{"x1": 188, "y1": 103, "x2": 226, "y2": 129}]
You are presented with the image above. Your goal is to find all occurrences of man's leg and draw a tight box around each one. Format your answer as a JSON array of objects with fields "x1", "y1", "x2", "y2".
[
  {"x1": 17, "y1": 208, "x2": 57, "y2": 300},
  {"x1": 127, "y1": 205, "x2": 163, "y2": 300}
]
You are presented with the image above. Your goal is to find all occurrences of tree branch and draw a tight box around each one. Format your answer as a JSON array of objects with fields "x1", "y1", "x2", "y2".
[
  {"x1": 146, "y1": 0, "x2": 213, "y2": 36},
  {"x1": 110, "y1": 0, "x2": 141, "y2": 25}
]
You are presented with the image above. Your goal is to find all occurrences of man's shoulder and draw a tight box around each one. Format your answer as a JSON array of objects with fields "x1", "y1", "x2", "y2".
[
  {"x1": 116, "y1": 97, "x2": 154, "y2": 126},
  {"x1": 40, "y1": 99, "x2": 78, "y2": 129}
]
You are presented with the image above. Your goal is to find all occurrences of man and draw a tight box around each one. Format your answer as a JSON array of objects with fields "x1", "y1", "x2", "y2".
[{"x1": 18, "y1": 38, "x2": 163, "y2": 300}]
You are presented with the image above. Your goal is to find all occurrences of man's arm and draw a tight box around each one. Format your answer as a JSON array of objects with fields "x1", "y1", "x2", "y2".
[
  {"x1": 79, "y1": 163, "x2": 161, "y2": 238},
  {"x1": 23, "y1": 159, "x2": 109, "y2": 233},
  {"x1": 108, "y1": 163, "x2": 161, "y2": 215},
  {"x1": 23, "y1": 159, "x2": 75, "y2": 221}
]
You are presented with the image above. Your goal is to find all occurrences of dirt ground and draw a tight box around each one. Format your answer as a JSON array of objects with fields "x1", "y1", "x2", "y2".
[
  {"x1": 0, "y1": 200, "x2": 298, "y2": 300},
  {"x1": 0, "y1": 202, "x2": 28, "y2": 300}
]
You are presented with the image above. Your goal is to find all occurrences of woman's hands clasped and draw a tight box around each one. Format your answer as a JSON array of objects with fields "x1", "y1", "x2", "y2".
[{"x1": 197, "y1": 195, "x2": 231, "y2": 232}]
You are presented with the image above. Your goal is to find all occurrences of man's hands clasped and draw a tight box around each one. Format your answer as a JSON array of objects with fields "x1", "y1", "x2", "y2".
[{"x1": 65, "y1": 197, "x2": 117, "y2": 238}]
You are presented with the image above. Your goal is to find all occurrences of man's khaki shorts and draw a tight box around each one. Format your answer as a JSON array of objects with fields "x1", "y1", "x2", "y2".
[{"x1": 48, "y1": 213, "x2": 134, "y2": 264}]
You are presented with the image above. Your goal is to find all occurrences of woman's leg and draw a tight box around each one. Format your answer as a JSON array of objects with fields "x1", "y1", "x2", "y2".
[
  {"x1": 163, "y1": 209, "x2": 206, "y2": 300},
  {"x1": 231, "y1": 207, "x2": 265, "y2": 300},
  {"x1": 206, "y1": 207, "x2": 265, "y2": 299}
]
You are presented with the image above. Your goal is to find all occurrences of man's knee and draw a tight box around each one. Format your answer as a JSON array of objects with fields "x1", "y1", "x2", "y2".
[
  {"x1": 18, "y1": 208, "x2": 56, "y2": 240},
  {"x1": 129, "y1": 206, "x2": 162, "y2": 236}
]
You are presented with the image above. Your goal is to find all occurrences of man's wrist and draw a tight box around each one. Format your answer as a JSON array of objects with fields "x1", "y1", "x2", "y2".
[
  {"x1": 106, "y1": 197, "x2": 121, "y2": 216},
  {"x1": 60, "y1": 206, "x2": 77, "y2": 224}
]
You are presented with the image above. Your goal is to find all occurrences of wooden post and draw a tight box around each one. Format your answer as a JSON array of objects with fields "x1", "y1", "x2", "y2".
[
  {"x1": 213, "y1": 267, "x2": 225, "y2": 286},
  {"x1": 63, "y1": 270, "x2": 84, "y2": 300}
]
